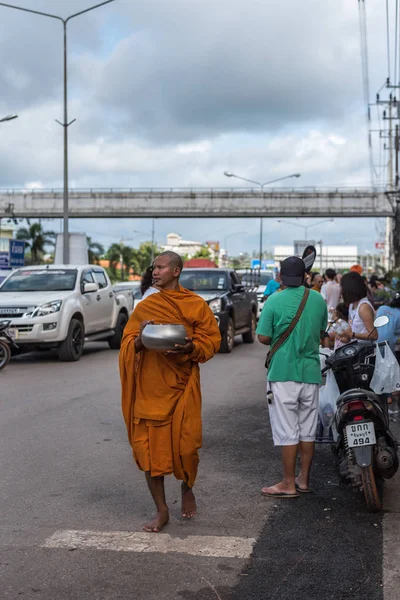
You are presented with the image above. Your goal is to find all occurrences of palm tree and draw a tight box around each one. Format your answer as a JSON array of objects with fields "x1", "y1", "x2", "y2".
[
  {"x1": 16, "y1": 222, "x2": 56, "y2": 265},
  {"x1": 106, "y1": 243, "x2": 134, "y2": 280},
  {"x1": 87, "y1": 237, "x2": 104, "y2": 264},
  {"x1": 131, "y1": 242, "x2": 159, "y2": 275}
]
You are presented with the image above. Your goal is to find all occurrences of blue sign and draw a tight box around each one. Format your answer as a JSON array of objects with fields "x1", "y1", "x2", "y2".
[
  {"x1": 0, "y1": 252, "x2": 9, "y2": 269},
  {"x1": 9, "y1": 240, "x2": 25, "y2": 268},
  {"x1": 251, "y1": 259, "x2": 275, "y2": 270}
]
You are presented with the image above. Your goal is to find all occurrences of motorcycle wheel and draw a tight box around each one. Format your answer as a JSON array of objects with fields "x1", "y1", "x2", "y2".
[
  {"x1": 360, "y1": 465, "x2": 382, "y2": 512},
  {"x1": 0, "y1": 340, "x2": 11, "y2": 371}
]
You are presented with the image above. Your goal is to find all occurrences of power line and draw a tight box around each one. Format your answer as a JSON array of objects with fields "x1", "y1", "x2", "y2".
[
  {"x1": 395, "y1": 0, "x2": 399, "y2": 85},
  {"x1": 358, "y1": 0, "x2": 374, "y2": 186},
  {"x1": 387, "y1": 0, "x2": 391, "y2": 80}
]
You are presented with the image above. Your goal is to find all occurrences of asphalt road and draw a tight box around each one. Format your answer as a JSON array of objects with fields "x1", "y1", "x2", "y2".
[{"x1": 1, "y1": 338, "x2": 399, "y2": 600}]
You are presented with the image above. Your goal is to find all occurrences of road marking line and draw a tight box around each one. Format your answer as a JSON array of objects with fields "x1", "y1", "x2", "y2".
[{"x1": 43, "y1": 530, "x2": 256, "y2": 559}]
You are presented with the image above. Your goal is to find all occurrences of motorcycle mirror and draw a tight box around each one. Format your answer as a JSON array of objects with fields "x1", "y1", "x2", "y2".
[
  {"x1": 373, "y1": 315, "x2": 389, "y2": 328},
  {"x1": 302, "y1": 245, "x2": 317, "y2": 273}
]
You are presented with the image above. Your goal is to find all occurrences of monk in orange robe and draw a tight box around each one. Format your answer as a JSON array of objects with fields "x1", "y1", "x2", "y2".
[{"x1": 120, "y1": 251, "x2": 221, "y2": 532}]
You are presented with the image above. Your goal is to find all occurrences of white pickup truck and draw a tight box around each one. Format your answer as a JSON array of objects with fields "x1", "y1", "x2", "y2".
[{"x1": 0, "y1": 264, "x2": 134, "y2": 361}]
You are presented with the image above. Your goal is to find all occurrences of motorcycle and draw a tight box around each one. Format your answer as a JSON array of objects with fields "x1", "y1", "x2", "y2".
[
  {"x1": 322, "y1": 316, "x2": 399, "y2": 512},
  {"x1": 0, "y1": 320, "x2": 19, "y2": 371}
]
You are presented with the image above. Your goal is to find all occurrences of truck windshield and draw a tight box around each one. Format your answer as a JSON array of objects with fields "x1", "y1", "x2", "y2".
[
  {"x1": 181, "y1": 271, "x2": 228, "y2": 291},
  {"x1": 0, "y1": 269, "x2": 78, "y2": 292}
]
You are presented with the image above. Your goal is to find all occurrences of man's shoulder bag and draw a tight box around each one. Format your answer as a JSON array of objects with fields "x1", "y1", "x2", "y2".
[{"x1": 265, "y1": 287, "x2": 310, "y2": 369}]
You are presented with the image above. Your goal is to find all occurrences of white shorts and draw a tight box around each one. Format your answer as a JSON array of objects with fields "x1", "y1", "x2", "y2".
[{"x1": 268, "y1": 381, "x2": 319, "y2": 446}]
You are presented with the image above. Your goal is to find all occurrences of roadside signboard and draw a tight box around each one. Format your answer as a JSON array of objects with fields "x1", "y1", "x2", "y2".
[
  {"x1": 0, "y1": 251, "x2": 9, "y2": 269},
  {"x1": 9, "y1": 239, "x2": 25, "y2": 268},
  {"x1": 375, "y1": 242, "x2": 385, "y2": 250},
  {"x1": 251, "y1": 259, "x2": 275, "y2": 270}
]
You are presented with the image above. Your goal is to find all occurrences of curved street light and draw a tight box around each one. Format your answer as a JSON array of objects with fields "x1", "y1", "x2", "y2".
[
  {"x1": 223, "y1": 171, "x2": 301, "y2": 266},
  {"x1": 0, "y1": 114, "x2": 18, "y2": 123},
  {"x1": 0, "y1": 0, "x2": 117, "y2": 264},
  {"x1": 277, "y1": 218, "x2": 334, "y2": 241}
]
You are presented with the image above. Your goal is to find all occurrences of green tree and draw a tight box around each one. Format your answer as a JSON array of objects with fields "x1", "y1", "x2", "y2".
[
  {"x1": 16, "y1": 222, "x2": 56, "y2": 265},
  {"x1": 106, "y1": 243, "x2": 135, "y2": 280},
  {"x1": 193, "y1": 246, "x2": 211, "y2": 259},
  {"x1": 131, "y1": 242, "x2": 159, "y2": 275},
  {"x1": 87, "y1": 237, "x2": 105, "y2": 264}
]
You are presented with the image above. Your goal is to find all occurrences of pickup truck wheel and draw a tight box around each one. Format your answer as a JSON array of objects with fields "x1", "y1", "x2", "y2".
[
  {"x1": 219, "y1": 317, "x2": 235, "y2": 353},
  {"x1": 108, "y1": 312, "x2": 128, "y2": 349},
  {"x1": 58, "y1": 318, "x2": 84, "y2": 362},
  {"x1": 242, "y1": 313, "x2": 257, "y2": 344}
]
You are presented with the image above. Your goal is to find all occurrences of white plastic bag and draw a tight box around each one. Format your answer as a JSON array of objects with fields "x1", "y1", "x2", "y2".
[
  {"x1": 318, "y1": 370, "x2": 339, "y2": 428},
  {"x1": 370, "y1": 342, "x2": 400, "y2": 394}
]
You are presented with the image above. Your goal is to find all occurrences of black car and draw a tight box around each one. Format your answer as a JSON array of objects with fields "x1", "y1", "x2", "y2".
[{"x1": 180, "y1": 268, "x2": 258, "y2": 353}]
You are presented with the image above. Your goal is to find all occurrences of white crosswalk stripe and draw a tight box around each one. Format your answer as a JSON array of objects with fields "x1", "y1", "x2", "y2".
[{"x1": 43, "y1": 530, "x2": 256, "y2": 559}]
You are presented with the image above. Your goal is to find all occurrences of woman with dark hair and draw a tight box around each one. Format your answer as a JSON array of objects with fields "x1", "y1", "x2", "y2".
[
  {"x1": 140, "y1": 266, "x2": 160, "y2": 299},
  {"x1": 338, "y1": 271, "x2": 377, "y2": 343}
]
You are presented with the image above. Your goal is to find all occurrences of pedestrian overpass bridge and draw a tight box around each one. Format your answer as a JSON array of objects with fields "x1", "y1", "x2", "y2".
[{"x1": 0, "y1": 187, "x2": 396, "y2": 219}]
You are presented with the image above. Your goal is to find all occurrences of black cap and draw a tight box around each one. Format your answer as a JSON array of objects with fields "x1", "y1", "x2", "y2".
[{"x1": 280, "y1": 256, "x2": 305, "y2": 287}]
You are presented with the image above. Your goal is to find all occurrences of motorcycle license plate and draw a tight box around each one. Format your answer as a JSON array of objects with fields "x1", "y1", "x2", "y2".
[
  {"x1": 7, "y1": 328, "x2": 18, "y2": 340},
  {"x1": 346, "y1": 421, "x2": 376, "y2": 448}
]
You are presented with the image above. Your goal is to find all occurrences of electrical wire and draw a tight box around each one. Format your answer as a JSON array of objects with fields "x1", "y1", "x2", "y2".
[
  {"x1": 387, "y1": 0, "x2": 391, "y2": 81},
  {"x1": 358, "y1": 0, "x2": 374, "y2": 187},
  {"x1": 395, "y1": 0, "x2": 399, "y2": 86}
]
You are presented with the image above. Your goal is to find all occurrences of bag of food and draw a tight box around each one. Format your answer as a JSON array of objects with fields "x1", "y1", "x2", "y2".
[
  {"x1": 318, "y1": 370, "x2": 339, "y2": 428},
  {"x1": 370, "y1": 342, "x2": 400, "y2": 394}
]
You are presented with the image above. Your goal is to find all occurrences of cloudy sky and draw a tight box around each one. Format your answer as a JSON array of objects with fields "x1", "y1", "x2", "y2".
[{"x1": 0, "y1": 0, "x2": 391, "y2": 256}]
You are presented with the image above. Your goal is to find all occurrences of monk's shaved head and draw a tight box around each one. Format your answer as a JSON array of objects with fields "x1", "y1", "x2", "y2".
[
  {"x1": 152, "y1": 251, "x2": 183, "y2": 290},
  {"x1": 156, "y1": 251, "x2": 183, "y2": 272}
]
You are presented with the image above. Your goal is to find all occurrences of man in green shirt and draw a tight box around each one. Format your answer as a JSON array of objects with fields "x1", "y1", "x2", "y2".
[{"x1": 257, "y1": 256, "x2": 328, "y2": 498}]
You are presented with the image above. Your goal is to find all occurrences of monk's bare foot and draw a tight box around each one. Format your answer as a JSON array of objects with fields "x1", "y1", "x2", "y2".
[
  {"x1": 181, "y1": 482, "x2": 197, "y2": 518},
  {"x1": 143, "y1": 508, "x2": 169, "y2": 533}
]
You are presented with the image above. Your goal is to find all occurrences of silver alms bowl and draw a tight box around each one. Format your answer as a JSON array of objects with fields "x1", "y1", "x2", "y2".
[{"x1": 142, "y1": 323, "x2": 188, "y2": 352}]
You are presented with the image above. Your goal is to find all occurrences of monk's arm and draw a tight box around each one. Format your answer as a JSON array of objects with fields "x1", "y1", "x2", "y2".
[{"x1": 189, "y1": 302, "x2": 222, "y2": 363}]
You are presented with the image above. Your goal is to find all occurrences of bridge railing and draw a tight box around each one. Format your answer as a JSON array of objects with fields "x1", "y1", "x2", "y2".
[{"x1": 0, "y1": 186, "x2": 388, "y2": 195}]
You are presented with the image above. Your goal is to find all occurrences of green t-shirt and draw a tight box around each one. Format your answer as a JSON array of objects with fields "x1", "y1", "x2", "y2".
[{"x1": 256, "y1": 286, "x2": 328, "y2": 384}]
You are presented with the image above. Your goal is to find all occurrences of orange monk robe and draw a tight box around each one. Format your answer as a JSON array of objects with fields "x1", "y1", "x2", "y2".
[{"x1": 119, "y1": 286, "x2": 221, "y2": 488}]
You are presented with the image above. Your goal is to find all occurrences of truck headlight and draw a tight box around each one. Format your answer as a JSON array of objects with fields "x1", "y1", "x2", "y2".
[
  {"x1": 209, "y1": 298, "x2": 222, "y2": 314},
  {"x1": 23, "y1": 300, "x2": 62, "y2": 318}
]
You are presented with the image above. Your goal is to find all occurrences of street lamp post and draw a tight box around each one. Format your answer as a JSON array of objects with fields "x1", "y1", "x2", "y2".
[
  {"x1": 277, "y1": 218, "x2": 334, "y2": 271},
  {"x1": 223, "y1": 172, "x2": 301, "y2": 267},
  {"x1": 0, "y1": 1, "x2": 117, "y2": 264},
  {"x1": 277, "y1": 218, "x2": 334, "y2": 242}
]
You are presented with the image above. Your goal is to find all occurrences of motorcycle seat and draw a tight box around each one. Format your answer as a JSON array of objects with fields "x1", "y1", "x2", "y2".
[{"x1": 337, "y1": 388, "x2": 378, "y2": 404}]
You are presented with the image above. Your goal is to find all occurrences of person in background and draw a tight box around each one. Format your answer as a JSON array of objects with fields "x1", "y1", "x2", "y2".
[
  {"x1": 337, "y1": 272, "x2": 377, "y2": 343},
  {"x1": 350, "y1": 264, "x2": 363, "y2": 275},
  {"x1": 376, "y1": 294, "x2": 400, "y2": 353},
  {"x1": 263, "y1": 271, "x2": 282, "y2": 299},
  {"x1": 311, "y1": 273, "x2": 324, "y2": 293},
  {"x1": 328, "y1": 302, "x2": 349, "y2": 350},
  {"x1": 140, "y1": 266, "x2": 160, "y2": 299},
  {"x1": 321, "y1": 268, "x2": 341, "y2": 308}
]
